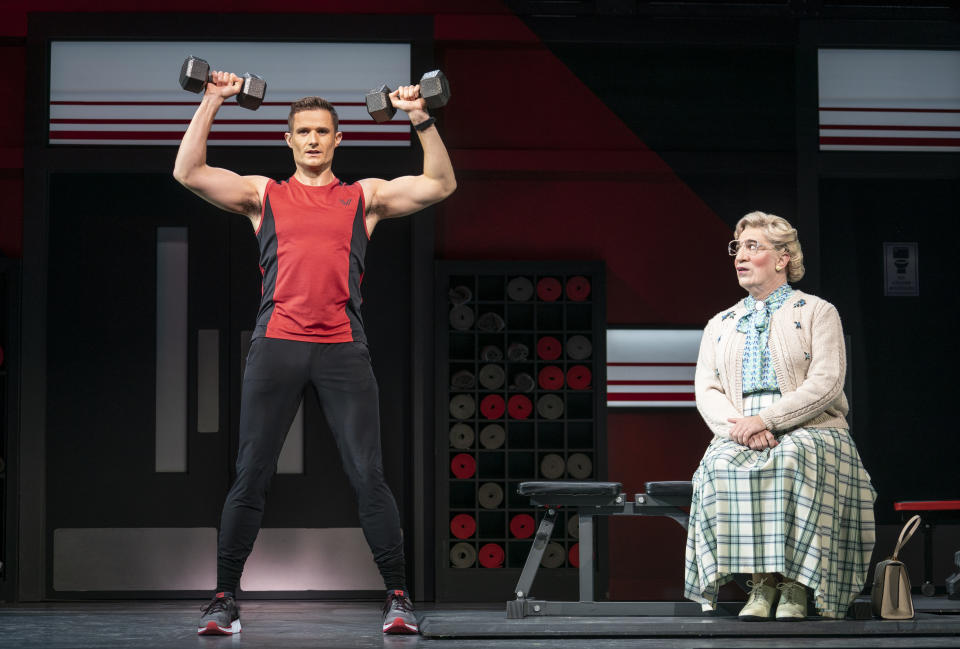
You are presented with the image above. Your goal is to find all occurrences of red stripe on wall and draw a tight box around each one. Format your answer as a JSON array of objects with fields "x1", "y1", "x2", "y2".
[
  {"x1": 819, "y1": 107, "x2": 960, "y2": 114},
  {"x1": 608, "y1": 393, "x2": 695, "y2": 401},
  {"x1": 607, "y1": 362, "x2": 696, "y2": 367},
  {"x1": 50, "y1": 101, "x2": 368, "y2": 107},
  {"x1": 608, "y1": 380, "x2": 693, "y2": 386},
  {"x1": 819, "y1": 136, "x2": 960, "y2": 146},
  {"x1": 49, "y1": 130, "x2": 409, "y2": 141},
  {"x1": 819, "y1": 124, "x2": 960, "y2": 132},
  {"x1": 49, "y1": 119, "x2": 395, "y2": 126}
]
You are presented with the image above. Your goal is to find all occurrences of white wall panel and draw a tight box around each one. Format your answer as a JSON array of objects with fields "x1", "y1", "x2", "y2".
[{"x1": 49, "y1": 41, "x2": 412, "y2": 146}]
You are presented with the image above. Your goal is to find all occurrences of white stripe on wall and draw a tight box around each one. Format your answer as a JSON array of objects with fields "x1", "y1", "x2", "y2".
[
  {"x1": 54, "y1": 528, "x2": 216, "y2": 591},
  {"x1": 155, "y1": 227, "x2": 188, "y2": 472},
  {"x1": 241, "y1": 528, "x2": 383, "y2": 591},
  {"x1": 606, "y1": 329, "x2": 701, "y2": 408},
  {"x1": 197, "y1": 329, "x2": 219, "y2": 434},
  {"x1": 818, "y1": 49, "x2": 960, "y2": 152}
]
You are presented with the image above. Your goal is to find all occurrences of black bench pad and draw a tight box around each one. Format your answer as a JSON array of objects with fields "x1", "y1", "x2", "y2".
[
  {"x1": 518, "y1": 481, "x2": 622, "y2": 498},
  {"x1": 644, "y1": 481, "x2": 693, "y2": 498}
]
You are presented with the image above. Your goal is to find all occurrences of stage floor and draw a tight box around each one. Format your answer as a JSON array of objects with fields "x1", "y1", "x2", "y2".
[{"x1": 0, "y1": 597, "x2": 958, "y2": 649}]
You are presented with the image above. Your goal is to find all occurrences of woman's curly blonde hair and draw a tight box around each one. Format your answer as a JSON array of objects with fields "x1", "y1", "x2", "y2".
[{"x1": 734, "y1": 211, "x2": 805, "y2": 282}]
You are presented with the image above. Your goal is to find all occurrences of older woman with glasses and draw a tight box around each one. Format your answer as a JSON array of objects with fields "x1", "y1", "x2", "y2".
[{"x1": 683, "y1": 211, "x2": 876, "y2": 621}]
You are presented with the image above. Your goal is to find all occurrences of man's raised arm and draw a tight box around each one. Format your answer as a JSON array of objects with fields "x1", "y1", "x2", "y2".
[
  {"x1": 360, "y1": 85, "x2": 457, "y2": 230},
  {"x1": 173, "y1": 71, "x2": 269, "y2": 223}
]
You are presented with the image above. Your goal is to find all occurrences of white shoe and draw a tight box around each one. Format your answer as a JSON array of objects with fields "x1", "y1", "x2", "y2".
[
  {"x1": 739, "y1": 576, "x2": 777, "y2": 621},
  {"x1": 775, "y1": 581, "x2": 808, "y2": 620}
]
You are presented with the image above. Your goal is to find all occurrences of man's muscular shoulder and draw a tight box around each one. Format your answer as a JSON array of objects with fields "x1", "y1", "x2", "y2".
[
  {"x1": 244, "y1": 175, "x2": 272, "y2": 228},
  {"x1": 356, "y1": 178, "x2": 384, "y2": 214}
]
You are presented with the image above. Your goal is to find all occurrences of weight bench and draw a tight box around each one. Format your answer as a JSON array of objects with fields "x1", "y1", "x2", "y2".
[
  {"x1": 894, "y1": 499, "x2": 960, "y2": 599},
  {"x1": 507, "y1": 479, "x2": 710, "y2": 618}
]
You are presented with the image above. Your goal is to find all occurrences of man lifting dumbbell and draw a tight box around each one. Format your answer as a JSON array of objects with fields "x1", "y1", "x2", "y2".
[
  {"x1": 179, "y1": 56, "x2": 266, "y2": 110},
  {"x1": 366, "y1": 70, "x2": 450, "y2": 122},
  {"x1": 173, "y1": 66, "x2": 456, "y2": 636}
]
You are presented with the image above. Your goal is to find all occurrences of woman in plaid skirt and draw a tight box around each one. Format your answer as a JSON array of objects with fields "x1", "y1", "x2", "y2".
[{"x1": 684, "y1": 211, "x2": 876, "y2": 620}]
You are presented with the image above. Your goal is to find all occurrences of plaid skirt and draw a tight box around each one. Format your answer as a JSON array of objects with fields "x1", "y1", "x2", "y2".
[{"x1": 683, "y1": 391, "x2": 877, "y2": 618}]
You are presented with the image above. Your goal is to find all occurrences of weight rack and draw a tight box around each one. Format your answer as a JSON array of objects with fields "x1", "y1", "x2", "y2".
[{"x1": 434, "y1": 261, "x2": 606, "y2": 602}]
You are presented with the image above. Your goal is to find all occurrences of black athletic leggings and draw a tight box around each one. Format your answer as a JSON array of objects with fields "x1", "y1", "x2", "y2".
[{"x1": 216, "y1": 337, "x2": 405, "y2": 593}]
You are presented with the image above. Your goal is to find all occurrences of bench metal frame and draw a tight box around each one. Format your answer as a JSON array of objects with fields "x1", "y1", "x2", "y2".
[{"x1": 506, "y1": 490, "x2": 714, "y2": 618}]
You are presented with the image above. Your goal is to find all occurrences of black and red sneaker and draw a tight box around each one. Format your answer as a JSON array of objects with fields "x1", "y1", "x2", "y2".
[
  {"x1": 197, "y1": 592, "x2": 241, "y2": 635},
  {"x1": 381, "y1": 590, "x2": 418, "y2": 634}
]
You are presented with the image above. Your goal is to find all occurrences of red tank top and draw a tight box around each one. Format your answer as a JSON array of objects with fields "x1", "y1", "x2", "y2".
[{"x1": 253, "y1": 175, "x2": 369, "y2": 343}]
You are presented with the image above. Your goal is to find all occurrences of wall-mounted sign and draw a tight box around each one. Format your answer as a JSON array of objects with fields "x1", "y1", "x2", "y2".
[
  {"x1": 49, "y1": 41, "x2": 412, "y2": 147},
  {"x1": 606, "y1": 329, "x2": 701, "y2": 408},
  {"x1": 883, "y1": 242, "x2": 919, "y2": 297},
  {"x1": 818, "y1": 49, "x2": 960, "y2": 153}
]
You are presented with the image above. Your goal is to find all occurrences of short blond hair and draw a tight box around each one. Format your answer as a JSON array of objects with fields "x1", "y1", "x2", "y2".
[{"x1": 734, "y1": 211, "x2": 805, "y2": 282}]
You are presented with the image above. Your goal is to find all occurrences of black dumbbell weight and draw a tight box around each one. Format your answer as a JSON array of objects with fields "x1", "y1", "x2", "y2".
[
  {"x1": 365, "y1": 70, "x2": 451, "y2": 123},
  {"x1": 179, "y1": 56, "x2": 267, "y2": 111}
]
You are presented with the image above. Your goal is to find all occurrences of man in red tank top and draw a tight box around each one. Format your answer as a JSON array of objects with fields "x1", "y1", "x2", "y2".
[{"x1": 174, "y1": 70, "x2": 455, "y2": 636}]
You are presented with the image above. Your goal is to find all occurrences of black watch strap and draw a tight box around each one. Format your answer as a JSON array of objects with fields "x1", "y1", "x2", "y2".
[{"x1": 413, "y1": 116, "x2": 436, "y2": 132}]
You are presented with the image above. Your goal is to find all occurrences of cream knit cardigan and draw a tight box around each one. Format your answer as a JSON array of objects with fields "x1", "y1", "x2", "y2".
[{"x1": 695, "y1": 289, "x2": 849, "y2": 440}]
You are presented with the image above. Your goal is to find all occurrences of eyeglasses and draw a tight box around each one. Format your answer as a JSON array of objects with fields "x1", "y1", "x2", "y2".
[{"x1": 728, "y1": 239, "x2": 779, "y2": 256}]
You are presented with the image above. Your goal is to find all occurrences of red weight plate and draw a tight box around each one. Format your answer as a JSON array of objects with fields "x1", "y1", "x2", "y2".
[
  {"x1": 450, "y1": 453, "x2": 476, "y2": 479},
  {"x1": 537, "y1": 336, "x2": 562, "y2": 361},
  {"x1": 480, "y1": 394, "x2": 505, "y2": 419},
  {"x1": 566, "y1": 365, "x2": 592, "y2": 390},
  {"x1": 536, "y1": 277, "x2": 562, "y2": 302},
  {"x1": 507, "y1": 394, "x2": 533, "y2": 419},
  {"x1": 569, "y1": 542, "x2": 580, "y2": 568},
  {"x1": 450, "y1": 514, "x2": 476, "y2": 539},
  {"x1": 565, "y1": 275, "x2": 591, "y2": 301},
  {"x1": 509, "y1": 514, "x2": 535, "y2": 539},
  {"x1": 538, "y1": 365, "x2": 564, "y2": 390},
  {"x1": 478, "y1": 542, "x2": 505, "y2": 568}
]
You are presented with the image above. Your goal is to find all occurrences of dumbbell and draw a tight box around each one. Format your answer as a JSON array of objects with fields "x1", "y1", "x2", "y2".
[
  {"x1": 365, "y1": 70, "x2": 451, "y2": 123},
  {"x1": 179, "y1": 56, "x2": 267, "y2": 111}
]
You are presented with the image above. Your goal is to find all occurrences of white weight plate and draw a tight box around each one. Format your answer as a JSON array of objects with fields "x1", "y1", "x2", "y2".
[
  {"x1": 566, "y1": 453, "x2": 592, "y2": 479},
  {"x1": 450, "y1": 542, "x2": 476, "y2": 568},
  {"x1": 540, "y1": 542, "x2": 565, "y2": 569},
  {"x1": 478, "y1": 364, "x2": 506, "y2": 390},
  {"x1": 537, "y1": 394, "x2": 564, "y2": 420},
  {"x1": 539, "y1": 453, "x2": 565, "y2": 479},
  {"x1": 479, "y1": 424, "x2": 506, "y2": 449},
  {"x1": 449, "y1": 305, "x2": 474, "y2": 331},
  {"x1": 449, "y1": 423, "x2": 475, "y2": 449},
  {"x1": 507, "y1": 276, "x2": 534, "y2": 301},
  {"x1": 478, "y1": 482, "x2": 504, "y2": 509},
  {"x1": 449, "y1": 394, "x2": 476, "y2": 420}
]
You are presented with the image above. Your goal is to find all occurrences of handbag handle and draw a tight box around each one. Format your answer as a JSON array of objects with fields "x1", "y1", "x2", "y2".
[{"x1": 892, "y1": 514, "x2": 922, "y2": 560}]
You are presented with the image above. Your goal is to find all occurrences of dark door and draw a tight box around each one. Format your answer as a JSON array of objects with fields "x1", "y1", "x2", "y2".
[{"x1": 45, "y1": 172, "x2": 410, "y2": 598}]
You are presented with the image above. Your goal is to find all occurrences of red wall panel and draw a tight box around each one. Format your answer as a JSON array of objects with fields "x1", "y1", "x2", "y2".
[
  {"x1": 0, "y1": 44, "x2": 25, "y2": 257},
  {"x1": 606, "y1": 411, "x2": 705, "y2": 600}
]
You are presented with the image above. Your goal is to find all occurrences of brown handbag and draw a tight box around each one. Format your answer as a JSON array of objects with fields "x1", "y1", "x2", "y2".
[{"x1": 871, "y1": 514, "x2": 921, "y2": 620}]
